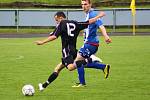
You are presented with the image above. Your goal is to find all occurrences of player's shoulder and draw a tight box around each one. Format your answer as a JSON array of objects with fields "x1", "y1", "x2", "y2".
[
  {"x1": 60, "y1": 20, "x2": 67, "y2": 24},
  {"x1": 63, "y1": 20, "x2": 79, "y2": 26},
  {"x1": 89, "y1": 9, "x2": 97, "y2": 17}
]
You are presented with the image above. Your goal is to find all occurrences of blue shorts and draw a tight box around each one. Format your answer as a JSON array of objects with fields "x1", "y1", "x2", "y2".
[{"x1": 79, "y1": 43, "x2": 98, "y2": 58}]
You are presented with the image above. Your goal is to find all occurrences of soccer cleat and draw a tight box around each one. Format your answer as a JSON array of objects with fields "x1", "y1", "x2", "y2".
[
  {"x1": 72, "y1": 83, "x2": 86, "y2": 88},
  {"x1": 90, "y1": 55, "x2": 103, "y2": 63},
  {"x1": 38, "y1": 83, "x2": 45, "y2": 91},
  {"x1": 103, "y1": 64, "x2": 110, "y2": 79}
]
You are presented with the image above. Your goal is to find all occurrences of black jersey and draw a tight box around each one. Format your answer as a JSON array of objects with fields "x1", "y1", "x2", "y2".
[
  {"x1": 52, "y1": 20, "x2": 89, "y2": 49},
  {"x1": 51, "y1": 20, "x2": 89, "y2": 65}
]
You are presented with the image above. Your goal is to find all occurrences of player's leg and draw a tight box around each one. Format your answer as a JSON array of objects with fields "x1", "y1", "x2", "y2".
[
  {"x1": 74, "y1": 44, "x2": 105, "y2": 70},
  {"x1": 42, "y1": 63, "x2": 65, "y2": 88},
  {"x1": 72, "y1": 53, "x2": 86, "y2": 87},
  {"x1": 39, "y1": 62, "x2": 65, "y2": 91},
  {"x1": 72, "y1": 44, "x2": 95, "y2": 87},
  {"x1": 72, "y1": 55, "x2": 103, "y2": 87},
  {"x1": 86, "y1": 61, "x2": 105, "y2": 70},
  {"x1": 88, "y1": 54, "x2": 110, "y2": 78},
  {"x1": 85, "y1": 45, "x2": 110, "y2": 77},
  {"x1": 87, "y1": 54, "x2": 106, "y2": 71},
  {"x1": 86, "y1": 62, "x2": 110, "y2": 78},
  {"x1": 77, "y1": 65, "x2": 86, "y2": 84},
  {"x1": 73, "y1": 44, "x2": 110, "y2": 87},
  {"x1": 72, "y1": 65, "x2": 87, "y2": 87}
]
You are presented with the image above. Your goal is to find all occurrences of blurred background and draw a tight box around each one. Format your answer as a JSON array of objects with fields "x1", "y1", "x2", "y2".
[{"x1": 0, "y1": 0, "x2": 149, "y2": 35}]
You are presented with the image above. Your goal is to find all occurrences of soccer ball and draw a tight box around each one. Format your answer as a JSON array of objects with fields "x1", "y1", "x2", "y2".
[{"x1": 22, "y1": 84, "x2": 35, "y2": 96}]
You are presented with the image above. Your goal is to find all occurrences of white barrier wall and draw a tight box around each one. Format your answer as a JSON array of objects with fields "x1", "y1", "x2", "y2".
[
  {"x1": 0, "y1": 9, "x2": 149, "y2": 26},
  {"x1": 0, "y1": 11, "x2": 16, "y2": 26}
]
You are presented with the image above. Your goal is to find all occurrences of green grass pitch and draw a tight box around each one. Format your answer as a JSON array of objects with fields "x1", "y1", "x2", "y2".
[{"x1": 0, "y1": 36, "x2": 150, "y2": 100}]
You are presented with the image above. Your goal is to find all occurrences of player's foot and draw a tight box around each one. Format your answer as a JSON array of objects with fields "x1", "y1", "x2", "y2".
[
  {"x1": 38, "y1": 83, "x2": 45, "y2": 91},
  {"x1": 103, "y1": 64, "x2": 110, "y2": 79},
  {"x1": 72, "y1": 83, "x2": 86, "y2": 88},
  {"x1": 90, "y1": 55, "x2": 103, "y2": 63}
]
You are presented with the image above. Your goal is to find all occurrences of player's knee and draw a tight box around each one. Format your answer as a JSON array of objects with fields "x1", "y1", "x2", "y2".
[
  {"x1": 75, "y1": 60, "x2": 86, "y2": 67},
  {"x1": 67, "y1": 64, "x2": 75, "y2": 71},
  {"x1": 67, "y1": 68, "x2": 73, "y2": 71}
]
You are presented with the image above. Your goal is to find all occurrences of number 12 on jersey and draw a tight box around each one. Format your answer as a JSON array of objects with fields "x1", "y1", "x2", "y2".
[{"x1": 66, "y1": 23, "x2": 76, "y2": 37}]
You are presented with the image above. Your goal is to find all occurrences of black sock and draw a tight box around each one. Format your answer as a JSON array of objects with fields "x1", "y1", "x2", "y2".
[
  {"x1": 42, "y1": 72, "x2": 58, "y2": 88},
  {"x1": 75, "y1": 58, "x2": 92, "y2": 68}
]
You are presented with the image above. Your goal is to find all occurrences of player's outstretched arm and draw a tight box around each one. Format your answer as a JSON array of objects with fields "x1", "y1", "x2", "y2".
[
  {"x1": 35, "y1": 35, "x2": 57, "y2": 45},
  {"x1": 88, "y1": 11, "x2": 105, "y2": 24},
  {"x1": 99, "y1": 25, "x2": 112, "y2": 44}
]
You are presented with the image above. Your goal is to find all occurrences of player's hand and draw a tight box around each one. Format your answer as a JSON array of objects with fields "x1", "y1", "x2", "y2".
[
  {"x1": 105, "y1": 38, "x2": 112, "y2": 44},
  {"x1": 35, "y1": 41, "x2": 44, "y2": 45},
  {"x1": 98, "y1": 11, "x2": 105, "y2": 18}
]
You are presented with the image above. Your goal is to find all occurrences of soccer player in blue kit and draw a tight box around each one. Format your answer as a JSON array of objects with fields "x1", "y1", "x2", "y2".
[{"x1": 72, "y1": 0, "x2": 112, "y2": 87}]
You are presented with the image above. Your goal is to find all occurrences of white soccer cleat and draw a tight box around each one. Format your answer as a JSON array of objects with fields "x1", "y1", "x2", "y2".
[
  {"x1": 38, "y1": 83, "x2": 45, "y2": 91},
  {"x1": 90, "y1": 55, "x2": 103, "y2": 63}
]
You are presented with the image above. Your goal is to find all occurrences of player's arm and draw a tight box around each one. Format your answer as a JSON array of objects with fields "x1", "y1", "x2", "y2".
[
  {"x1": 35, "y1": 35, "x2": 57, "y2": 45},
  {"x1": 78, "y1": 11, "x2": 105, "y2": 30},
  {"x1": 88, "y1": 11, "x2": 105, "y2": 24},
  {"x1": 99, "y1": 25, "x2": 112, "y2": 44},
  {"x1": 35, "y1": 24, "x2": 61, "y2": 45}
]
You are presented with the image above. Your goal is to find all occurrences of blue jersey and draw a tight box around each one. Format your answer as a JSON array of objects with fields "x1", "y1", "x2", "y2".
[{"x1": 84, "y1": 9, "x2": 103, "y2": 45}]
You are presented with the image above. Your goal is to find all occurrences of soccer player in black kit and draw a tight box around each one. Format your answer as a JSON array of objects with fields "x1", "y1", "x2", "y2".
[{"x1": 35, "y1": 11, "x2": 105, "y2": 91}]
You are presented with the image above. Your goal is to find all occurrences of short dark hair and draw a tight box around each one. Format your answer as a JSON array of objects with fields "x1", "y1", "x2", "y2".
[
  {"x1": 54, "y1": 11, "x2": 66, "y2": 18},
  {"x1": 81, "y1": 0, "x2": 91, "y2": 4}
]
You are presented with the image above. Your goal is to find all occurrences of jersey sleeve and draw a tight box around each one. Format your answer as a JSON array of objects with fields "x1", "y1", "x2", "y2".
[
  {"x1": 89, "y1": 11, "x2": 103, "y2": 27},
  {"x1": 51, "y1": 24, "x2": 62, "y2": 38},
  {"x1": 77, "y1": 21, "x2": 89, "y2": 31},
  {"x1": 96, "y1": 19, "x2": 103, "y2": 27}
]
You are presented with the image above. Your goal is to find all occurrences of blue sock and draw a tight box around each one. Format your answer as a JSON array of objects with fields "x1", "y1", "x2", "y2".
[
  {"x1": 86, "y1": 62, "x2": 106, "y2": 70},
  {"x1": 77, "y1": 65, "x2": 86, "y2": 85}
]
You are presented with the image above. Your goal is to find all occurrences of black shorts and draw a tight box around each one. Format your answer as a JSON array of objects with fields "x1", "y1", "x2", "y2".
[
  {"x1": 61, "y1": 47, "x2": 77, "y2": 66},
  {"x1": 62, "y1": 55, "x2": 74, "y2": 67}
]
